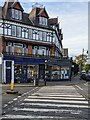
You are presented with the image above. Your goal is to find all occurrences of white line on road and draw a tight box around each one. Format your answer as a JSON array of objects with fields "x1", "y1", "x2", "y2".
[
  {"x1": 24, "y1": 98, "x2": 88, "y2": 104},
  {"x1": 13, "y1": 98, "x2": 18, "y2": 101},
  {"x1": 21, "y1": 87, "x2": 38, "y2": 97},
  {"x1": 8, "y1": 101, "x2": 13, "y2": 104},
  {"x1": 13, "y1": 107, "x2": 82, "y2": 113},
  {"x1": 32, "y1": 94, "x2": 83, "y2": 97},
  {"x1": 20, "y1": 102, "x2": 89, "y2": 108},
  {"x1": 2, "y1": 115, "x2": 75, "y2": 119},
  {"x1": 3, "y1": 104, "x2": 8, "y2": 108},
  {"x1": 75, "y1": 85, "x2": 83, "y2": 91},
  {"x1": 28, "y1": 96, "x2": 86, "y2": 100},
  {"x1": 84, "y1": 82, "x2": 88, "y2": 86}
]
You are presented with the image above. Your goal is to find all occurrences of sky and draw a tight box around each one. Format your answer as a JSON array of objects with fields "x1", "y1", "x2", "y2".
[{"x1": 0, "y1": 0, "x2": 88, "y2": 58}]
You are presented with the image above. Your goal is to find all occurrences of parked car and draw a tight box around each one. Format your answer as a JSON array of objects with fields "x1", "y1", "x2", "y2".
[
  {"x1": 80, "y1": 70, "x2": 87, "y2": 80},
  {"x1": 86, "y1": 71, "x2": 90, "y2": 81}
]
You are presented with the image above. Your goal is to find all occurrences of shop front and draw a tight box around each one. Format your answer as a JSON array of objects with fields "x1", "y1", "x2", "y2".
[
  {"x1": 3, "y1": 56, "x2": 72, "y2": 84},
  {"x1": 3, "y1": 56, "x2": 46, "y2": 84}
]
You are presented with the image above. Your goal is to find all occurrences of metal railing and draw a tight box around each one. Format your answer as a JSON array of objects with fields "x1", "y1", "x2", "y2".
[{"x1": 3, "y1": 52, "x2": 61, "y2": 59}]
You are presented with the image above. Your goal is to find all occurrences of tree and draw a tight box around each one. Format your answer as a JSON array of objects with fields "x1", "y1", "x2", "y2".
[
  {"x1": 83, "y1": 64, "x2": 90, "y2": 73},
  {"x1": 74, "y1": 54, "x2": 87, "y2": 70}
]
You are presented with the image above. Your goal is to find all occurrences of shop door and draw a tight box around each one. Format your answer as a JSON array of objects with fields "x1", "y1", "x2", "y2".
[
  {"x1": 6, "y1": 61, "x2": 12, "y2": 84},
  {"x1": 39, "y1": 64, "x2": 45, "y2": 80},
  {"x1": 22, "y1": 65, "x2": 27, "y2": 83}
]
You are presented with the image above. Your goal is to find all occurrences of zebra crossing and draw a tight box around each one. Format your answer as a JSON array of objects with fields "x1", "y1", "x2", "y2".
[{"x1": 2, "y1": 86, "x2": 89, "y2": 120}]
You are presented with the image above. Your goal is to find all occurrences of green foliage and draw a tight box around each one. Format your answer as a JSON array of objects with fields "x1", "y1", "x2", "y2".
[
  {"x1": 74, "y1": 54, "x2": 87, "y2": 67},
  {"x1": 83, "y1": 64, "x2": 90, "y2": 73}
]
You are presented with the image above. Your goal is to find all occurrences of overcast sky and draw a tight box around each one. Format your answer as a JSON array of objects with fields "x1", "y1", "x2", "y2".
[{"x1": 0, "y1": 0, "x2": 88, "y2": 57}]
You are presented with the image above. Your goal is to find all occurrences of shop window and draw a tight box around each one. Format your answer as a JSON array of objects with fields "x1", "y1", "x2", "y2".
[
  {"x1": 51, "y1": 65, "x2": 60, "y2": 80},
  {"x1": 27, "y1": 65, "x2": 38, "y2": 83},
  {"x1": 14, "y1": 64, "x2": 22, "y2": 83},
  {"x1": 61, "y1": 67, "x2": 69, "y2": 79}
]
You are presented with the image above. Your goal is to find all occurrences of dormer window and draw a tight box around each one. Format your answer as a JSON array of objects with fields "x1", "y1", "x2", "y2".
[
  {"x1": 39, "y1": 17, "x2": 47, "y2": 26},
  {"x1": 11, "y1": 9, "x2": 22, "y2": 20}
]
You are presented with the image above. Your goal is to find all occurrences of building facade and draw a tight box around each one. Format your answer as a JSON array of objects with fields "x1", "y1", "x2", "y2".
[{"x1": 0, "y1": 0, "x2": 72, "y2": 84}]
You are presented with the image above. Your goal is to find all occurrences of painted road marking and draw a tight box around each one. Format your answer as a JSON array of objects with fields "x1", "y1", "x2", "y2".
[
  {"x1": 24, "y1": 98, "x2": 88, "y2": 104},
  {"x1": 75, "y1": 85, "x2": 83, "y2": 91},
  {"x1": 2, "y1": 115, "x2": 75, "y2": 119},
  {"x1": 13, "y1": 107, "x2": 82, "y2": 113},
  {"x1": 8, "y1": 101, "x2": 13, "y2": 104},
  {"x1": 84, "y1": 82, "x2": 88, "y2": 86},
  {"x1": 28, "y1": 96, "x2": 86, "y2": 100},
  {"x1": 32, "y1": 94, "x2": 83, "y2": 97},
  {"x1": 13, "y1": 98, "x2": 18, "y2": 101},
  {"x1": 20, "y1": 102, "x2": 89, "y2": 108}
]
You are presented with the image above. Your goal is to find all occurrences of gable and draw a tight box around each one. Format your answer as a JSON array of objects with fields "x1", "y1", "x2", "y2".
[
  {"x1": 12, "y1": 2, "x2": 23, "y2": 11},
  {"x1": 41, "y1": 11, "x2": 48, "y2": 18},
  {"x1": 38, "y1": 8, "x2": 49, "y2": 18}
]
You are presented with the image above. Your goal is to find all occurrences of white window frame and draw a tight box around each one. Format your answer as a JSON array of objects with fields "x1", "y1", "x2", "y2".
[
  {"x1": 12, "y1": 25, "x2": 16, "y2": 36},
  {"x1": 15, "y1": 9, "x2": 19, "y2": 19},
  {"x1": 17, "y1": 26, "x2": 21, "y2": 38}
]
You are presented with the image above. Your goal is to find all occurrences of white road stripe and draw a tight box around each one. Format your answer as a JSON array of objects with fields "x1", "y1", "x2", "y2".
[
  {"x1": 13, "y1": 107, "x2": 82, "y2": 113},
  {"x1": 28, "y1": 96, "x2": 86, "y2": 100},
  {"x1": 21, "y1": 102, "x2": 89, "y2": 108},
  {"x1": 13, "y1": 98, "x2": 17, "y2": 101},
  {"x1": 84, "y1": 82, "x2": 88, "y2": 86},
  {"x1": 24, "y1": 98, "x2": 88, "y2": 104},
  {"x1": 2, "y1": 115, "x2": 74, "y2": 119},
  {"x1": 3, "y1": 104, "x2": 8, "y2": 108},
  {"x1": 32, "y1": 94, "x2": 83, "y2": 97},
  {"x1": 8, "y1": 101, "x2": 13, "y2": 104},
  {"x1": 75, "y1": 85, "x2": 83, "y2": 90}
]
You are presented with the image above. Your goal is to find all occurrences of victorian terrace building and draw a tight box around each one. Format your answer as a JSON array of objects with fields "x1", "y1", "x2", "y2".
[{"x1": 0, "y1": 0, "x2": 72, "y2": 84}]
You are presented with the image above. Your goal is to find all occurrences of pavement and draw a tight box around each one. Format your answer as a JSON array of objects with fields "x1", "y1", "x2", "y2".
[{"x1": 1, "y1": 74, "x2": 87, "y2": 88}]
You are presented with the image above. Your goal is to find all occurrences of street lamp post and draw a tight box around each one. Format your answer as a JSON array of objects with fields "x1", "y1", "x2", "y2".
[{"x1": 45, "y1": 60, "x2": 48, "y2": 86}]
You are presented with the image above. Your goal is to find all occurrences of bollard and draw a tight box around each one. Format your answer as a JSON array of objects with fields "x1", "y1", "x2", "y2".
[
  {"x1": 10, "y1": 80, "x2": 14, "y2": 91},
  {"x1": 34, "y1": 79, "x2": 36, "y2": 86}
]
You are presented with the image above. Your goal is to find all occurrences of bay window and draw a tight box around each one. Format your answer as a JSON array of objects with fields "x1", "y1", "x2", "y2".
[
  {"x1": 29, "y1": 29, "x2": 32, "y2": 39},
  {"x1": 39, "y1": 17, "x2": 47, "y2": 26},
  {"x1": 12, "y1": 25, "x2": 16, "y2": 36},
  {"x1": 8, "y1": 26, "x2": 11, "y2": 36},
  {"x1": 17, "y1": 26, "x2": 21, "y2": 37},
  {"x1": 43, "y1": 32, "x2": 46, "y2": 41},
  {"x1": 11, "y1": 9, "x2": 22, "y2": 20},
  {"x1": 39, "y1": 31, "x2": 42, "y2": 41}
]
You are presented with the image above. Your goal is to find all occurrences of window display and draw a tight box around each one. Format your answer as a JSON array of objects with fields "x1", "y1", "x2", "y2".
[{"x1": 51, "y1": 65, "x2": 60, "y2": 79}]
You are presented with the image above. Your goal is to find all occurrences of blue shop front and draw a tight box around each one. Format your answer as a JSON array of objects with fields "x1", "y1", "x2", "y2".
[{"x1": 3, "y1": 55, "x2": 72, "y2": 84}]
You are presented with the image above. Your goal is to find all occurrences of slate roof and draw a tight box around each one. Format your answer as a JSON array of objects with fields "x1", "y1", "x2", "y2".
[
  {"x1": 49, "y1": 18, "x2": 58, "y2": 25},
  {"x1": 0, "y1": 6, "x2": 2, "y2": 19}
]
